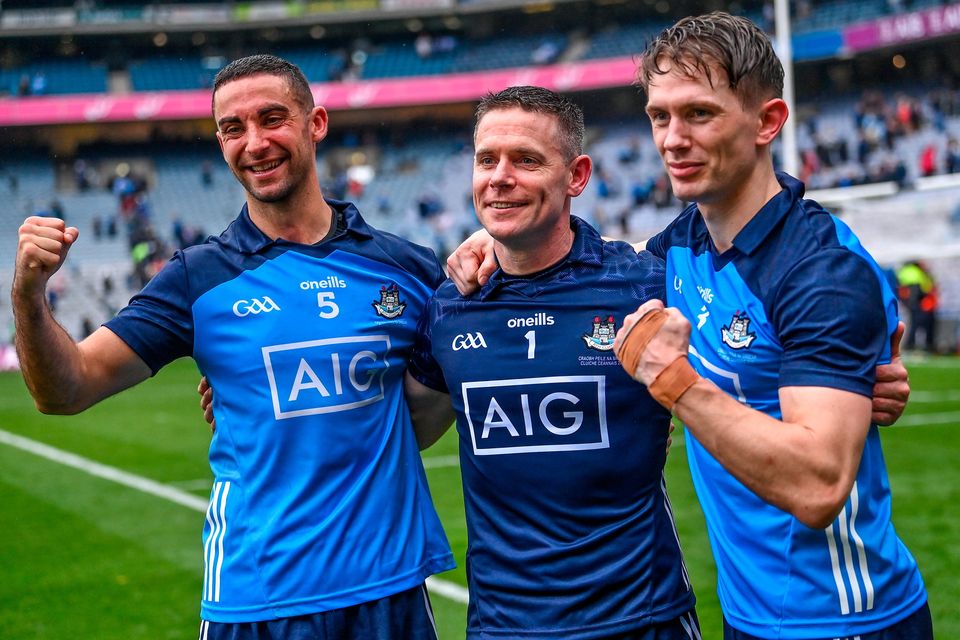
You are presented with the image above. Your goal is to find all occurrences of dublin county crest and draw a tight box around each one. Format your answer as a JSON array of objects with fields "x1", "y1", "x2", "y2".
[
  {"x1": 372, "y1": 284, "x2": 406, "y2": 318},
  {"x1": 721, "y1": 311, "x2": 756, "y2": 349},
  {"x1": 583, "y1": 315, "x2": 617, "y2": 351}
]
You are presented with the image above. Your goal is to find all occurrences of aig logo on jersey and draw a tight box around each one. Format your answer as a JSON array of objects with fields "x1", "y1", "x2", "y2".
[
  {"x1": 582, "y1": 315, "x2": 617, "y2": 351},
  {"x1": 233, "y1": 296, "x2": 280, "y2": 317},
  {"x1": 452, "y1": 333, "x2": 487, "y2": 351},
  {"x1": 261, "y1": 335, "x2": 390, "y2": 419},
  {"x1": 372, "y1": 284, "x2": 406, "y2": 318},
  {"x1": 462, "y1": 375, "x2": 609, "y2": 456}
]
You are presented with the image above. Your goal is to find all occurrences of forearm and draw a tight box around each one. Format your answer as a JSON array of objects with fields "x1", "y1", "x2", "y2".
[
  {"x1": 404, "y1": 372, "x2": 455, "y2": 450},
  {"x1": 673, "y1": 379, "x2": 865, "y2": 529},
  {"x1": 12, "y1": 286, "x2": 90, "y2": 413}
]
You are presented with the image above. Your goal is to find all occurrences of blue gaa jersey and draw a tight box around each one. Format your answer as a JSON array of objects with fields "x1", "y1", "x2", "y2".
[
  {"x1": 646, "y1": 173, "x2": 926, "y2": 638},
  {"x1": 105, "y1": 201, "x2": 454, "y2": 623},
  {"x1": 409, "y1": 217, "x2": 696, "y2": 640}
]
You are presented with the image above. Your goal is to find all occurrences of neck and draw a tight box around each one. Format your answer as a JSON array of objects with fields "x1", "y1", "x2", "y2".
[
  {"x1": 495, "y1": 222, "x2": 574, "y2": 276},
  {"x1": 248, "y1": 190, "x2": 334, "y2": 245},
  {"x1": 700, "y1": 166, "x2": 782, "y2": 253}
]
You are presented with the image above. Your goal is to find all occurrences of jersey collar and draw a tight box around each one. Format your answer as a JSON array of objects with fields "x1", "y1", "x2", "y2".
[
  {"x1": 226, "y1": 198, "x2": 374, "y2": 255},
  {"x1": 477, "y1": 215, "x2": 602, "y2": 300},
  {"x1": 729, "y1": 172, "x2": 805, "y2": 256}
]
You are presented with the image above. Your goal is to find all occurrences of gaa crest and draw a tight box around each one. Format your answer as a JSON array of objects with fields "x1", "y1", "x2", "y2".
[
  {"x1": 372, "y1": 284, "x2": 406, "y2": 318},
  {"x1": 721, "y1": 311, "x2": 756, "y2": 349},
  {"x1": 583, "y1": 315, "x2": 617, "y2": 351}
]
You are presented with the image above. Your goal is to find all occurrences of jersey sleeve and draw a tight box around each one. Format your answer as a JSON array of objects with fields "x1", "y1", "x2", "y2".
[
  {"x1": 104, "y1": 252, "x2": 195, "y2": 374},
  {"x1": 406, "y1": 295, "x2": 448, "y2": 393},
  {"x1": 644, "y1": 229, "x2": 668, "y2": 261},
  {"x1": 772, "y1": 248, "x2": 888, "y2": 397}
]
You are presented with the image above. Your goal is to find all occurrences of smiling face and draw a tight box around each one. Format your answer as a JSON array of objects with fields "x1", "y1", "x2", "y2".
[
  {"x1": 213, "y1": 73, "x2": 327, "y2": 206},
  {"x1": 644, "y1": 59, "x2": 769, "y2": 216},
  {"x1": 472, "y1": 106, "x2": 590, "y2": 267}
]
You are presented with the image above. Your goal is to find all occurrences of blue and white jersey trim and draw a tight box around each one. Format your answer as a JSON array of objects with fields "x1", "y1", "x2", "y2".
[{"x1": 204, "y1": 481, "x2": 231, "y2": 604}]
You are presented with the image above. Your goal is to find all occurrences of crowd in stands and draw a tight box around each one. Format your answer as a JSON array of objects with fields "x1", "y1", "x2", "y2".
[{"x1": 796, "y1": 87, "x2": 960, "y2": 190}]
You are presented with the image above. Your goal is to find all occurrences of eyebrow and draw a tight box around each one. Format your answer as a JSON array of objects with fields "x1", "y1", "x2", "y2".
[
  {"x1": 475, "y1": 145, "x2": 545, "y2": 158},
  {"x1": 217, "y1": 103, "x2": 291, "y2": 128}
]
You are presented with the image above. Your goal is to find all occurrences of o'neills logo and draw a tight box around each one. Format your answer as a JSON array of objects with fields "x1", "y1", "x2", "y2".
[{"x1": 506, "y1": 313, "x2": 555, "y2": 328}]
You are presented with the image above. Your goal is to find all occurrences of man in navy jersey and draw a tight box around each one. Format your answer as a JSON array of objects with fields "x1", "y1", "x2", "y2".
[
  {"x1": 405, "y1": 86, "x2": 701, "y2": 640},
  {"x1": 12, "y1": 54, "x2": 453, "y2": 640},
  {"x1": 612, "y1": 13, "x2": 931, "y2": 640}
]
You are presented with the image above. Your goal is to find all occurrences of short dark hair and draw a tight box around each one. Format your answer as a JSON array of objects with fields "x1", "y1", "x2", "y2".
[
  {"x1": 474, "y1": 85, "x2": 584, "y2": 161},
  {"x1": 637, "y1": 12, "x2": 784, "y2": 107},
  {"x1": 212, "y1": 54, "x2": 315, "y2": 114}
]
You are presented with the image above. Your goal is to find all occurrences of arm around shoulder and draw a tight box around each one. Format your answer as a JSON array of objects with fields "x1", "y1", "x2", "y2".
[{"x1": 404, "y1": 371, "x2": 455, "y2": 450}]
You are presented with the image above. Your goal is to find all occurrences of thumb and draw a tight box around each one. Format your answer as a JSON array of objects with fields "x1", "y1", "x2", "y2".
[
  {"x1": 891, "y1": 321, "x2": 905, "y2": 359},
  {"x1": 477, "y1": 250, "x2": 498, "y2": 286}
]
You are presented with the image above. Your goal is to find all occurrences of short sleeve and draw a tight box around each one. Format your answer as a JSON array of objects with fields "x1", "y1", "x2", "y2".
[
  {"x1": 406, "y1": 294, "x2": 448, "y2": 393},
  {"x1": 773, "y1": 249, "x2": 888, "y2": 397},
  {"x1": 105, "y1": 252, "x2": 195, "y2": 374}
]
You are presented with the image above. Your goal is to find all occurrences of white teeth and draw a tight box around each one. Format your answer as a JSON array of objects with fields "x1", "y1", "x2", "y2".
[
  {"x1": 491, "y1": 202, "x2": 519, "y2": 209},
  {"x1": 251, "y1": 160, "x2": 281, "y2": 172}
]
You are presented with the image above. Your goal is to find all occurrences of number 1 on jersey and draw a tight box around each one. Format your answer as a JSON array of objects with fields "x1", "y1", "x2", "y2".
[{"x1": 524, "y1": 330, "x2": 536, "y2": 359}]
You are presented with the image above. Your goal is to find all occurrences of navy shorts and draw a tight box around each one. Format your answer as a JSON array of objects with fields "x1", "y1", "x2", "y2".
[
  {"x1": 598, "y1": 609, "x2": 702, "y2": 640},
  {"x1": 198, "y1": 584, "x2": 437, "y2": 640},
  {"x1": 723, "y1": 601, "x2": 933, "y2": 640}
]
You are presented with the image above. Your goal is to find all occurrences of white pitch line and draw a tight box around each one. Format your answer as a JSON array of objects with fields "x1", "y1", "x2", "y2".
[
  {"x1": 421, "y1": 454, "x2": 460, "y2": 469},
  {"x1": 0, "y1": 427, "x2": 470, "y2": 605},
  {"x1": 890, "y1": 411, "x2": 960, "y2": 427},
  {"x1": 907, "y1": 390, "x2": 960, "y2": 403}
]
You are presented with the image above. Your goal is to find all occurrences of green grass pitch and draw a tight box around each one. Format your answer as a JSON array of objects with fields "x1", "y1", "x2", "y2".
[{"x1": 0, "y1": 356, "x2": 957, "y2": 639}]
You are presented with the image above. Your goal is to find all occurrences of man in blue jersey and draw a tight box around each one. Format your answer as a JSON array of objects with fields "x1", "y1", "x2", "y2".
[
  {"x1": 12, "y1": 54, "x2": 453, "y2": 640},
  {"x1": 405, "y1": 85, "x2": 701, "y2": 640},
  {"x1": 612, "y1": 13, "x2": 931, "y2": 640}
]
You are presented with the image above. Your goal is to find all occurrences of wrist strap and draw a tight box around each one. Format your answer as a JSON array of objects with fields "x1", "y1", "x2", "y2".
[
  {"x1": 616, "y1": 309, "x2": 667, "y2": 378},
  {"x1": 649, "y1": 356, "x2": 699, "y2": 412}
]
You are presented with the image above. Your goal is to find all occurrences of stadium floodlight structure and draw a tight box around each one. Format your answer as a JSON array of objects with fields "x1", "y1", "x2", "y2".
[{"x1": 774, "y1": 0, "x2": 799, "y2": 176}]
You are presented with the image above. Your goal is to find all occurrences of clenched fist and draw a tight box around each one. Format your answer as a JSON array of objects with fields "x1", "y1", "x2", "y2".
[{"x1": 14, "y1": 216, "x2": 79, "y2": 300}]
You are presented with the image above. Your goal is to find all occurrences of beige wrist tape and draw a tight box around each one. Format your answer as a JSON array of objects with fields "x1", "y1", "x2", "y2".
[
  {"x1": 616, "y1": 309, "x2": 668, "y2": 378},
  {"x1": 616, "y1": 308, "x2": 699, "y2": 411},
  {"x1": 648, "y1": 356, "x2": 699, "y2": 411}
]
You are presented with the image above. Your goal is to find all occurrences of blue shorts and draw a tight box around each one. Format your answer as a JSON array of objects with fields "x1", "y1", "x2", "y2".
[
  {"x1": 198, "y1": 584, "x2": 437, "y2": 640},
  {"x1": 723, "y1": 601, "x2": 933, "y2": 640}
]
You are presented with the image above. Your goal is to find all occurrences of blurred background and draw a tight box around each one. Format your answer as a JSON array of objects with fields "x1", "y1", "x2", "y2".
[{"x1": 0, "y1": 0, "x2": 959, "y2": 357}]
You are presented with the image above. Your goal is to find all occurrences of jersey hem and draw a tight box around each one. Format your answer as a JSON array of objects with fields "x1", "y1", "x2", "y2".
[
  {"x1": 467, "y1": 597, "x2": 696, "y2": 639},
  {"x1": 723, "y1": 588, "x2": 927, "y2": 639},
  {"x1": 199, "y1": 552, "x2": 455, "y2": 623}
]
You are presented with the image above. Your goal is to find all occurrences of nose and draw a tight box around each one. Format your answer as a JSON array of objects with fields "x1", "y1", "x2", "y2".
[
  {"x1": 661, "y1": 118, "x2": 690, "y2": 153},
  {"x1": 244, "y1": 125, "x2": 270, "y2": 154},
  {"x1": 489, "y1": 158, "x2": 515, "y2": 188}
]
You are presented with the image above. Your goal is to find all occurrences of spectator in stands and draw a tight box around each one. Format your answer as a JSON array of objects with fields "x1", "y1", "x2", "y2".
[
  {"x1": 200, "y1": 159, "x2": 214, "y2": 187},
  {"x1": 919, "y1": 143, "x2": 937, "y2": 177},
  {"x1": 530, "y1": 38, "x2": 561, "y2": 65},
  {"x1": 898, "y1": 259, "x2": 939, "y2": 353},
  {"x1": 946, "y1": 137, "x2": 960, "y2": 174},
  {"x1": 415, "y1": 32, "x2": 433, "y2": 59},
  {"x1": 11, "y1": 54, "x2": 453, "y2": 640},
  {"x1": 30, "y1": 71, "x2": 47, "y2": 96}
]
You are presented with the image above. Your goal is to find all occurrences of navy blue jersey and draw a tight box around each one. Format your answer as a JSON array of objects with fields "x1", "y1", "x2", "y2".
[
  {"x1": 409, "y1": 217, "x2": 695, "y2": 639},
  {"x1": 106, "y1": 201, "x2": 454, "y2": 623},
  {"x1": 646, "y1": 174, "x2": 926, "y2": 638}
]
